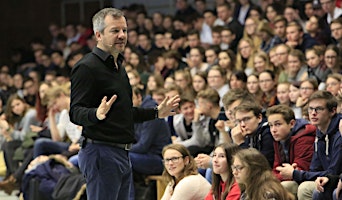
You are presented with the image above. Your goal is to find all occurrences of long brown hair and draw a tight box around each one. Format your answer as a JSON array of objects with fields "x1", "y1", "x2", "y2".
[
  {"x1": 162, "y1": 144, "x2": 198, "y2": 188},
  {"x1": 234, "y1": 148, "x2": 294, "y2": 200},
  {"x1": 211, "y1": 143, "x2": 240, "y2": 200},
  {"x1": 5, "y1": 94, "x2": 30, "y2": 126}
]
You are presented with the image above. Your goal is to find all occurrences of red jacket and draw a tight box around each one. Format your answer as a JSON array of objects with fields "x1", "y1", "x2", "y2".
[
  {"x1": 272, "y1": 120, "x2": 316, "y2": 181},
  {"x1": 205, "y1": 180, "x2": 240, "y2": 200}
]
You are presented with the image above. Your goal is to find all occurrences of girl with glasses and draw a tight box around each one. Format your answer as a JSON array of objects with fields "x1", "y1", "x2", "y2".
[
  {"x1": 232, "y1": 148, "x2": 295, "y2": 200},
  {"x1": 161, "y1": 144, "x2": 210, "y2": 200}
]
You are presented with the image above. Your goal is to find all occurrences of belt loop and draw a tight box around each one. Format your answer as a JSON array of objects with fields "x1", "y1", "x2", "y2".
[{"x1": 125, "y1": 144, "x2": 132, "y2": 150}]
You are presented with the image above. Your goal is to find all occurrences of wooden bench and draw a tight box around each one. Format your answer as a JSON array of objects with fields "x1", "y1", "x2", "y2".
[{"x1": 145, "y1": 175, "x2": 167, "y2": 200}]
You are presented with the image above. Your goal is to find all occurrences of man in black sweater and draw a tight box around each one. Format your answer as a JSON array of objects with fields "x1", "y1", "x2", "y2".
[{"x1": 69, "y1": 8, "x2": 179, "y2": 200}]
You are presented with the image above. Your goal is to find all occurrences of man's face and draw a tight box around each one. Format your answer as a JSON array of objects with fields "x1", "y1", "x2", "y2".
[
  {"x1": 97, "y1": 15, "x2": 127, "y2": 54},
  {"x1": 276, "y1": 46, "x2": 289, "y2": 66},
  {"x1": 308, "y1": 99, "x2": 334, "y2": 129},
  {"x1": 305, "y1": 16, "x2": 319, "y2": 33},
  {"x1": 235, "y1": 110, "x2": 261, "y2": 135},
  {"x1": 204, "y1": 12, "x2": 216, "y2": 27},
  {"x1": 212, "y1": 32, "x2": 221, "y2": 45},
  {"x1": 331, "y1": 22, "x2": 342, "y2": 41},
  {"x1": 180, "y1": 101, "x2": 195, "y2": 121},
  {"x1": 305, "y1": 3, "x2": 314, "y2": 18},
  {"x1": 274, "y1": 21, "x2": 286, "y2": 39},
  {"x1": 320, "y1": 0, "x2": 335, "y2": 13},
  {"x1": 225, "y1": 99, "x2": 242, "y2": 121},
  {"x1": 221, "y1": 30, "x2": 235, "y2": 45},
  {"x1": 138, "y1": 34, "x2": 150, "y2": 50},
  {"x1": 187, "y1": 34, "x2": 200, "y2": 48},
  {"x1": 216, "y1": 6, "x2": 230, "y2": 22},
  {"x1": 197, "y1": 98, "x2": 211, "y2": 116},
  {"x1": 284, "y1": 7, "x2": 296, "y2": 23},
  {"x1": 286, "y1": 26, "x2": 302, "y2": 43},
  {"x1": 205, "y1": 49, "x2": 217, "y2": 65},
  {"x1": 268, "y1": 114, "x2": 294, "y2": 142}
]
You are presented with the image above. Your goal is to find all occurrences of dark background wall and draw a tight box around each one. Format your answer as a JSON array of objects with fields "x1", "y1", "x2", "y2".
[
  {"x1": 0, "y1": 0, "x2": 219, "y2": 65},
  {"x1": 0, "y1": 0, "x2": 112, "y2": 65}
]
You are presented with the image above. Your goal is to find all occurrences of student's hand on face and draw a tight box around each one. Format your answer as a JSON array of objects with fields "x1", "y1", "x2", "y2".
[
  {"x1": 193, "y1": 108, "x2": 203, "y2": 122},
  {"x1": 276, "y1": 163, "x2": 294, "y2": 179},
  {"x1": 315, "y1": 177, "x2": 329, "y2": 192},
  {"x1": 215, "y1": 120, "x2": 226, "y2": 132},
  {"x1": 339, "y1": 120, "x2": 342, "y2": 137},
  {"x1": 285, "y1": 41, "x2": 298, "y2": 48},
  {"x1": 231, "y1": 124, "x2": 246, "y2": 145}
]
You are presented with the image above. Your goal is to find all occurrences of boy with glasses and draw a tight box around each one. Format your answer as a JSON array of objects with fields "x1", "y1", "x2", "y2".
[
  {"x1": 274, "y1": 91, "x2": 342, "y2": 200},
  {"x1": 266, "y1": 105, "x2": 316, "y2": 197},
  {"x1": 231, "y1": 103, "x2": 274, "y2": 167}
]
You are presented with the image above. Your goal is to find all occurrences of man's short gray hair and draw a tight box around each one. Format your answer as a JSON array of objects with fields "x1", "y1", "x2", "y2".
[{"x1": 92, "y1": 8, "x2": 124, "y2": 34}]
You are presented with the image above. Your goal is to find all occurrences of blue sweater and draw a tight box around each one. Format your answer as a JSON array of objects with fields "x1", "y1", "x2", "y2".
[
  {"x1": 130, "y1": 96, "x2": 171, "y2": 154},
  {"x1": 293, "y1": 114, "x2": 342, "y2": 182}
]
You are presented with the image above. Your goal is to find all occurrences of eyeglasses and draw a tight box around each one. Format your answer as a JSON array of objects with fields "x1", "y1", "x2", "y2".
[
  {"x1": 231, "y1": 165, "x2": 245, "y2": 172},
  {"x1": 308, "y1": 106, "x2": 326, "y2": 114},
  {"x1": 235, "y1": 116, "x2": 254, "y2": 124},
  {"x1": 300, "y1": 87, "x2": 314, "y2": 91},
  {"x1": 163, "y1": 156, "x2": 184, "y2": 165}
]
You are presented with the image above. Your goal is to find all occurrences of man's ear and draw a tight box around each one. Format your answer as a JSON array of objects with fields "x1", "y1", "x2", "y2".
[{"x1": 289, "y1": 119, "x2": 296, "y2": 129}]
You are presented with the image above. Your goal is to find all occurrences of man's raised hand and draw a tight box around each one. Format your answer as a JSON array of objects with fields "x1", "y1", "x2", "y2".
[{"x1": 96, "y1": 95, "x2": 117, "y2": 120}]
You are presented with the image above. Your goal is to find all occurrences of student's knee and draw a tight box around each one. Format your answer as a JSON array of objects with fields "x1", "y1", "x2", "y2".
[
  {"x1": 298, "y1": 181, "x2": 316, "y2": 200},
  {"x1": 281, "y1": 181, "x2": 298, "y2": 197}
]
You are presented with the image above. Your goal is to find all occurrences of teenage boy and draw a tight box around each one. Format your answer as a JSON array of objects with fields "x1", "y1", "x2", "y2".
[
  {"x1": 232, "y1": 103, "x2": 274, "y2": 167},
  {"x1": 267, "y1": 105, "x2": 316, "y2": 197},
  {"x1": 275, "y1": 91, "x2": 342, "y2": 200}
]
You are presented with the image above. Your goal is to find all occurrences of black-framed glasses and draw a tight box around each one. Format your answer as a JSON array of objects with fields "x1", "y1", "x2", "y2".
[
  {"x1": 163, "y1": 156, "x2": 184, "y2": 165},
  {"x1": 235, "y1": 116, "x2": 254, "y2": 125},
  {"x1": 231, "y1": 165, "x2": 245, "y2": 172},
  {"x1": 308, "y1": 106, "x2": 326, "y2": 114}
]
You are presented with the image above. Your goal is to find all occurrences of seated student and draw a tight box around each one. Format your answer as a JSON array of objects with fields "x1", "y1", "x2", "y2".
[
  {"x1": 275, "y1": 91, "x2": 342, "y2": 200},
  {"x1": 190, "y1": 88, "x2": 227, "y2": 156},
  {"x1": 33, "y1": 84, "x2": 81, "y2": 158},
  {"x1": 266, "y1": 105, "x2": 316, "y2": 197},
  {"x1": 232, "y1": 148, "x2": 295, "y2": 200},
  {"x1": 205, "y1": 143, "x2": 241, "y2": 200},
  {"x1": 172, "y1": 94, "x2": 207, "y2": 148},
  {"x1": 0, "y1": 94, "x2": 40, "y2": 194},
  {"x1": 161, "y1": 144, "x2": 211, "y2": 200},
  {"x1": 313, "y1": 110, "x2": 342, "y2": 200},
  {"x1": 129, "y1": 87, "x2": 171, "y2": 176},
  {"x1": 231, "y1": 103, "x2": 275, "y2": 167}
]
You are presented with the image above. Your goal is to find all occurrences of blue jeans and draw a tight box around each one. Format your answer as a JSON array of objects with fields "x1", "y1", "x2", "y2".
[
  {"x1": 78, "y1": 143, "x2": 132, "y2": 200},
  {"x1": 33, "y1": 138, "x2": 69, "y2": 158},
  {"x1": 129, "y1": 152, "x2": 163, "y2": 175}
]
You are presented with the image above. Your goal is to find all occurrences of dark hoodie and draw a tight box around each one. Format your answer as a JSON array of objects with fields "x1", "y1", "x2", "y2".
[
  {"x1": 240, "y1": 118, "x2": 275, "y2": 167},
  {"x1": 293, "y1": 114, "x2": 342, "y2": 182},
  {"x1": 272, "y1": 118, "x2": 316, "y2": 181}
]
